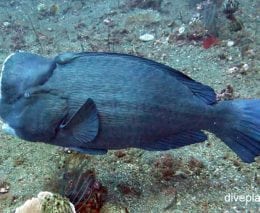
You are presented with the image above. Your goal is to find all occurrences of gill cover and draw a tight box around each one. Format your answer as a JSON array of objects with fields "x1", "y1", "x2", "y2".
[{"x1": 3, "y1": 91, "x2": 68, "y2": 142}]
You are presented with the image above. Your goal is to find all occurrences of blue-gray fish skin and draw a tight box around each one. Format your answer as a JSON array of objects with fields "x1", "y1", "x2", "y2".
[{"x1": 0, "y1": 52, "x2": 259, "y2": 162}]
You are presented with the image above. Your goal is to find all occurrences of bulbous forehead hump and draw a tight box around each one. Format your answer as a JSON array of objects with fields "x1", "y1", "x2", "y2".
[
  {"x1": 2, "y1": 52, "x2": 52, "y2": 79},
  {"x1": 0, "y1": 52, "x2": 16, "y2": 99},
  {"x1": 0, "y1": 52, "x2": 56, "y2": 101}
]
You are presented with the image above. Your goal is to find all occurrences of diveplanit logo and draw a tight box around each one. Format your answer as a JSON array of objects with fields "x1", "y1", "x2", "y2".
[{"x1": 224, "y1": 193, "x2": 260, "y2": 205}]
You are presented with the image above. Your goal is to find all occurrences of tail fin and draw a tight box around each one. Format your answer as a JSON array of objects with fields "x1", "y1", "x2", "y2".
[{"x1": 213, "y1": 99, "x2": 260, "y2": 163}]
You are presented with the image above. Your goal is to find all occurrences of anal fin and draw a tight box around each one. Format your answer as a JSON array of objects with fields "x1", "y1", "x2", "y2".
[
  {"x1": 142, "y1": 130, "x2": 207, "y2": 151},
  {"x1": 70, "y1": 147, "x2": 107, "y2": 155}
]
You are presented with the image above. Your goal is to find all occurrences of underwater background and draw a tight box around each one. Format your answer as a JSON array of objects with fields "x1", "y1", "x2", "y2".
[{"x1": 0, "y1": 0, "x2": 259, "y2": 212}]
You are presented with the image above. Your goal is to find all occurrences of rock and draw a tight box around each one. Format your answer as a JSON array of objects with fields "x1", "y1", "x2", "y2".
[
  {"x1": 139, "y1": 33, "x2": 155, "y2": 42},
  {"x1": 100, "y1": 202, "x2": 128, "y2": 213},
  {"x1": 178, "y1": 25, "x2": 186, "y2": 34},
  {"x1": 0, "y1": 181, "x2": 10, "y2": 194},
  {"x1": 127, "y1": 0, "x2": 163, "y2": 10},
  {"x1": 227, "y1": 40, "x2": 235, "y2": 47},
  {"x1": 0, "y1": 187, "x2": 9, "y2": 193},
  {"x1": 3, "y1": 22, "x2": 11, "y2": 27},
  {"x1": 37, "y1": 3, "x2": 48, "y2": 13},
  {"x1": 227, "y1": 66, "x2": 239, "y2": 74},
  {"x1": 125, "y1": 10, "x2": 161, "y2": 27},
  {"x1": 241, "y1": 63, "x2": 249, "y2": 72}
]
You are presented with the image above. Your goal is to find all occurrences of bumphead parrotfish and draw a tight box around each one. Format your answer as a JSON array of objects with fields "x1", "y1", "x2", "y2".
[{"x1": 0, "y1": 52, "x2": 259, "y2": 162}]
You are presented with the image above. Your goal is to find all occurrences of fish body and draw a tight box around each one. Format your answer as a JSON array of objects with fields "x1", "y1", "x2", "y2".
[{"x1": 0, "y1": 52, "x2": 259, "y2": 162}]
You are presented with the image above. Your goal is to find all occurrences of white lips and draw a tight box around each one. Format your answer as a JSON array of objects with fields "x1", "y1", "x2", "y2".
[
  {"x1": 2, "y1": 123, "x2": 17, "y2": 136},
  {"x1": 0, "y1": 53, "x2": 18, "y2": 137}
]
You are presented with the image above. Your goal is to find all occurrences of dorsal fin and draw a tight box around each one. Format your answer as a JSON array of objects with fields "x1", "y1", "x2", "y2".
[
  {"x1": 132, "y1": 54, "x2": 217, "y2": 105},
  {"x1": 169, "y1": 70, "x2": 217, "y2": 105},
  {"x1": 70, "y1": 52, "x2": 217, "y2": 105}
]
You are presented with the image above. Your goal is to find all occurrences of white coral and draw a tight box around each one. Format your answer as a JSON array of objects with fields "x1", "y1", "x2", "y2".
[
  {"x1": 15, "y1": 191, "x2": 76, "y2": 213},
  {"x1": 15, "y1": 197, "x2": 41, "y2": 213}
]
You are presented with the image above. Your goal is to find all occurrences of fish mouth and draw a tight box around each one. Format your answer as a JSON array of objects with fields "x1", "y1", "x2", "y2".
[{"x1": 1, "y1": 122, "x2": 17, "y2": 137}]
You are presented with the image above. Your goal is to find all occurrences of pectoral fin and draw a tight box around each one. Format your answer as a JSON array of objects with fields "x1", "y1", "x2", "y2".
[{"x1": 60, "y1": 98, "x2": 99, "y2": 144}]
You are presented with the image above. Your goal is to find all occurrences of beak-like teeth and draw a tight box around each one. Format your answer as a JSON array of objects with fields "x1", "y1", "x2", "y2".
[{"x1": 2, "y1": 123, "x2": 17, "y2": 137}]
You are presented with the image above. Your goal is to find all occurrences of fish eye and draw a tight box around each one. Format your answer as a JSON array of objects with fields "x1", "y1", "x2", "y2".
[{"x1": 24, "y1": 91, "x2": 31, "y2": 98}]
